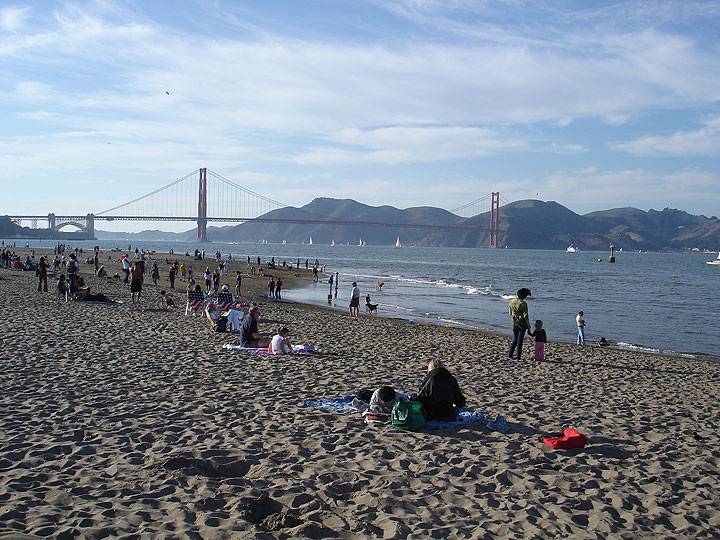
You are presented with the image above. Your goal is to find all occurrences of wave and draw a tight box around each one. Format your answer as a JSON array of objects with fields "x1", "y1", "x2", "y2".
[{"x1": 615, "y1": 341, "x2": 661, "y2": 354}]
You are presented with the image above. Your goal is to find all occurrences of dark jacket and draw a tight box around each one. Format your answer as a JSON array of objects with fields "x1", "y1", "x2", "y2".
[{"x1": 417, "y1": 367, "x2": 466, "y2": 419}]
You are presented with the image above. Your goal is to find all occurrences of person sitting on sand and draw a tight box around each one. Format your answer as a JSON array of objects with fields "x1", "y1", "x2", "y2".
[
  {"x1": 416, "y1": 359, "x2": 466, "y2": 420},
  {"x1": 160, "y1": 290, "x2": 175, "y2": 309},
  {"x1": 240, "y1": 306, "x2": 271, "y2": 348},
  {"x1": 270, "y1": 326, "x2": 294, "y2": 354},
  {"x1": 596, "y1": 337, "x2": 609, "y2": 348},
  {"x1": 74, "y1": 286, "x2": 113, "y2": 303},
  {"x1": 363, "y1": 386, "x2": 396, "y2": 424}
]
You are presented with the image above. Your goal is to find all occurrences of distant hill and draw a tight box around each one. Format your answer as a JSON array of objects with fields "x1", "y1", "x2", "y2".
[
  {"x1": 68, "y1": 199, "x2": 720, "y2": 251},
  {"x1": 207, "y1": 198, "x2": 464, "y2": 246}
]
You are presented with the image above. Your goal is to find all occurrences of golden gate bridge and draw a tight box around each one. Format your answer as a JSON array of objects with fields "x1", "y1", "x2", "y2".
[{"x1": 6, "y1": 168, "x2": 507, "y2": 247}]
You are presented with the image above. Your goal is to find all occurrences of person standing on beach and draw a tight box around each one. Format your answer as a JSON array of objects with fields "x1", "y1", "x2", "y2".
[
  {"x1": 576, "y1": 311, "x2": 586, "y2": 346},
  {"x1": 122, "y1": 255, "x2": 131, "y2": 283},
  {"x1": 349, "y1": 281, "x2": 360, "y2": 317},
  {"x1": 275, "y1": 277, "x2": 283, "y2": 300},
  {"x1": 168, "y1": 264, "x2": 177, "y2": 290},
  {"x1": 235, "y1": 271, "x2": 242, "y2": 297},
  {"x1": 204, "y1": 267, "x2": 212, "y2": 293},
  {"x1": 508, "y1": 288, "x2": 531, "y2": 360},
  {"x1": 179, "y1": 262, "x2": 186, "y2": 281},
  {"x1": 37, "y1": 256, "x2": 49, "y2": 292},
  {"x1": 267, "y1": 276, "x2": 276, "y2": 299},
  {"x1": 130, "y1": 261, "x2": 143, "y2": 304}
]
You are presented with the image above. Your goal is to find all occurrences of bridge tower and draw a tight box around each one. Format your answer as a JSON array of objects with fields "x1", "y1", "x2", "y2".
[
  {"x1": 197, "y1": 167, "x2": 208, "y2": 242},
  {"x1": 86, "y1": 214, "x2": 95, "y2": 238},
  {"x1": 489, "y1": 192, "x2": 500, "y2": 248},
  {"x1": 48, "y1": 213, "x2": 56, "y2": 230}
]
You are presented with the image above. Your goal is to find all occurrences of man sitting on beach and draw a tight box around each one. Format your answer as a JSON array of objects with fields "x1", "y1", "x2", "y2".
[
  {"x1": 363, "y1": 386, "x2": 396, "y2": 424},
  {"x1": 240, "y1": 306, "x2": 271, "y2": 348}
]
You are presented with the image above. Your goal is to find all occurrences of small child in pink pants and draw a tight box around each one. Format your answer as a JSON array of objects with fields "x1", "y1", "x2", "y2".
[{"x1": 528, "y1": 320, "x2": 547, "y2": 360}]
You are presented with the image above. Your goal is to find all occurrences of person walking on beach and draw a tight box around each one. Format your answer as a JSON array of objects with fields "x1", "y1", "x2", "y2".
[
  {"x1": 130, "y1": 261, "x2": 144, "y2": 304},
  {"x1": 349, "y1": 281, "x2": 360, "y2": 317},
  {"x1": 122, "y1": 255, "x2": 131, "y2": 283},
  {"x1": 37, "y1": 256, "x2": 49, "y2": 292},
  {"x1": 576, "y1": 311, "x2": 586, "y2": 346},
  {"x1": 275, "y1": 277, "x2": 283, "y2": 300},
  {"x1": 267, "y1": 276, "x2": 276, "y2": 299},
  {"x1": 204, "y1": 267, "x2": 212, "y2": 293},
  {"x1": 179, "y1": 261, "x2": 186, "y2": 281},
  {"x1": 508, "y1": 288, "x2": 531, "y2": 360}
]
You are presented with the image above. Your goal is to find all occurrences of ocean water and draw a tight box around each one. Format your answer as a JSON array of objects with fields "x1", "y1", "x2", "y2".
[{"x1": 8, "y1": 238, "x2": 718, "y2": 357}]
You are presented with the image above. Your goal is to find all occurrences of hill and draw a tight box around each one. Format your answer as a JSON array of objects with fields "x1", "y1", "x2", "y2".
[{"x1": 59, "y1": 200, "x2": 720, "y2": 251}]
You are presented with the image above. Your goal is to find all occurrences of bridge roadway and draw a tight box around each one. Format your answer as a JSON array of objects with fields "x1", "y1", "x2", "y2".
[{"x1": 6, "y1": 215, "x2": 489, "y2": 232}]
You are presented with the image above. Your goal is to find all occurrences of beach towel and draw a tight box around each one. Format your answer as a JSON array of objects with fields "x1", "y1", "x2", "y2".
[
  {"x1": 303, "y1": 395, "x2": 498, "y2": 431},
  {"x1": 303, "y1": 396, "x2": 366, "y2": 414},
  {"x1": 222, "y1": 344, "x2": 315, "y2": 355}
]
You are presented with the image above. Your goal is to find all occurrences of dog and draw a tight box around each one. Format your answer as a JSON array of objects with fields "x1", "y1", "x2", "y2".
[{"x1": 365, "y1": 294, "x2": 378, "y2": 314}]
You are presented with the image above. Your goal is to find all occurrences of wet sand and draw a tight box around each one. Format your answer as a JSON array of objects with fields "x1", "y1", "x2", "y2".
[{"x1": 0, "y1": 249, "x2": 718, "y2": 538}]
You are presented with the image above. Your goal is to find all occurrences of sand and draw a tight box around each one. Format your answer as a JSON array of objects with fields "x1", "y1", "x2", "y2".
[{"x1": 1, "y1": 250, "x2": 719, "y2": 538}]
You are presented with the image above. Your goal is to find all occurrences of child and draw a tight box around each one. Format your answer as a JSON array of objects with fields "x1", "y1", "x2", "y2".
[
  {"x1": 363, "y1": 386, "x2": 396, "y2": 424},
  {"x1": 527, "y1": 319, "x2": 547, "y2": 361},
  {"x1": 160, "y1": 290, "x2": 175, "y2": 309},
  {"x1": 270, "y1": 326, "x2": 294, "y2": 355}
]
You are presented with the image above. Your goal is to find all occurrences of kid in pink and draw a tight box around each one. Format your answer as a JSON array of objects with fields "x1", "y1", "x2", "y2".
[{"x1": 528, "y1": 320, "x2": 547, "y2": 360}]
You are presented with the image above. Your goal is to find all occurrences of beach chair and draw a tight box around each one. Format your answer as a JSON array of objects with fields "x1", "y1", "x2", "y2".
[{"x1": 185, "y1": 290, "x2": 205, "y2": 315}]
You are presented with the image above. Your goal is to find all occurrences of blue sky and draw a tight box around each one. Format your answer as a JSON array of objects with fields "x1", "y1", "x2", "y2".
[{"x1": 1, "y1": 0, "x2": 719, "y2": 231}]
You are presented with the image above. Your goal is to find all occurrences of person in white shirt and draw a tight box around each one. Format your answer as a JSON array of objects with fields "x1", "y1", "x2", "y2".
[
  {"x1": 225, "y1": 308, "x2": 245, "y2": 333},
  {"x1": 349, "y1": 281, "x2": 360, "y2": 317},
  {"x1": 576, "y1": 311, "x2": 586, "y2": 346},
  {"x1": 121, "y1": 255, "x2": 131, "y2": 283},
  {"x1": 270, "y1": 327, "x2": 294, "y2": 354}
]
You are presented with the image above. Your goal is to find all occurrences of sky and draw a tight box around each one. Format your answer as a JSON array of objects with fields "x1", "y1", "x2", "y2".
[{"x1": 1, "y1": 0, "x2": 719, "y2": 231}]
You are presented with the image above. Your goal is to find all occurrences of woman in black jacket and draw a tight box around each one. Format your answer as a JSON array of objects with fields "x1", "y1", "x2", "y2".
[{"x1": 416, "y1": 359, "x2": 466, "y2": 420}]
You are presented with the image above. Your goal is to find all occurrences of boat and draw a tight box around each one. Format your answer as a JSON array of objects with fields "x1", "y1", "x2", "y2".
[
  {"x1": 566, "y1": 244, "x2": 578, "y2": 253},
  {"x1": 395, "y1": 236, "x2": 401, "y2": 248},
  {"x1": 309, "y1": 235, "x2": 313, "y2": 245},
  {"x1": 707, "y1": 252, "x2": 720, "y2": 265},
  {"x1": 282, "y1": 240, "x2": 287, "y2": 245},
  {"x1": 358, "y1": 238, "x2": 363, "y2": 246},
  {"x1": 331, "y1": 239, "x2": 335, "y2": 246}
]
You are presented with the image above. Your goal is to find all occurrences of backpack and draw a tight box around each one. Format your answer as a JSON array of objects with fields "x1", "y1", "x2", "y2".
[
  {"x1": 391, "y1": 400, "x2": 426, "y2": 431},
  {"x1": 214, "y1": 316, "x2": 228, "y2": 333}
]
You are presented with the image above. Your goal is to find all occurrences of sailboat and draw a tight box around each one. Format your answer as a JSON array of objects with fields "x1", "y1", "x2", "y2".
[
  {"x1": 566, "y1": 244, "x2": 578, "y2": 253},
  {"x1": 330, "y1": 239, "x2": 335, "y2": 246},
  {"x1": 395, "y1": 236, "x2": 401, "y2": 248},
  {"x1": 707, "y1": 252, "x2": 720, "y2": 266},
  {"x1": 358, "y1": 238, "x2": 363, "y2": 247},
  {"x1": 309, "y1": 235, "x2": 313, "y2": 245}
]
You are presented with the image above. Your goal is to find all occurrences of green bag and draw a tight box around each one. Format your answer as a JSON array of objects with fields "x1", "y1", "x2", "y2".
[{"x1": 391, "y1": 400, "x2": 426, "y2": 431}]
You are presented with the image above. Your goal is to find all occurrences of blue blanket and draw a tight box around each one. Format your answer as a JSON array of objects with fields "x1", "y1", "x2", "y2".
[{"x1": 302, "y1": 396, "x2": 496, "y2": 431}]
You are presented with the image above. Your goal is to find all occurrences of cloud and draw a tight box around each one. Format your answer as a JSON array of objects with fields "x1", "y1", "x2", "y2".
[
  {"x1": 512, "y1": 168, "x2": 720, "y2": 215},
  {"x1": 290, "y1": 126, "x2": 584, "y2": 165},
  {"x1": 611, "y1": 115, "x2": 720, "y2": 156},
  {"x1": 0, "y1": 6, "x2": 30, "y2": 32}
]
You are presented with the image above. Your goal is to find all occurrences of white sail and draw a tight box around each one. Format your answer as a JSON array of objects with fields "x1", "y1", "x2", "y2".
[
  {"x1": 331, "y1": 239, "x2": 335, "y2": 246},
  {"x1": 309, "y1": 235, "x2": 313, "y2": 245},
  {"x1": 395, "y1": 236, "x2": 401, "y2": 248},
  {"x1": 359, "y1": 238, "x2": 363, "y2": 246}
]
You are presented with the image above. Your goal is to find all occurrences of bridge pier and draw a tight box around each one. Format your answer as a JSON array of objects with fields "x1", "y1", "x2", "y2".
[
  {"x1": 48, "y1": 213, "x2": 56, "y2": 230},
  {"x1": 197, "y1": 168, "x2": 208, "y2": 242},
  {"x1": 86, "y1": 213, "x2": 95, "y2": 239},
  {"x1": 489, "y1": 192, "x2": 500, "y2": 248}
]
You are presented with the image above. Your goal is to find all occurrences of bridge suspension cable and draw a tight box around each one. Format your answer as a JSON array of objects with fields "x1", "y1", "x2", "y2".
[{"x1": 97, "y1": 170, "x2": 200, "y2": 216}]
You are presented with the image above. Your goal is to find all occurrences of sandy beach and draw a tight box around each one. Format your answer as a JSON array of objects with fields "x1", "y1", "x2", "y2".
[{"x1": 1, "y1": 250, "x2": 719, "y2": 538}]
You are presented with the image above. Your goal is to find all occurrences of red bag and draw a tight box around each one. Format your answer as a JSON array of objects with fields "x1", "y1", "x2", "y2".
[{"x1": 543, "y1": 428, "x2": 587, "y2": 449}]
